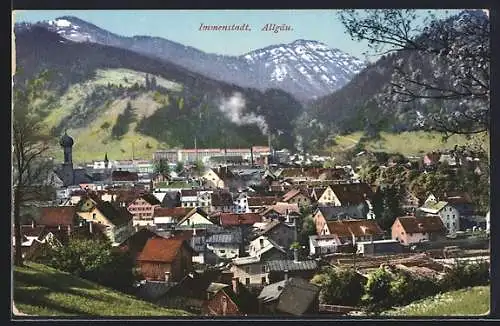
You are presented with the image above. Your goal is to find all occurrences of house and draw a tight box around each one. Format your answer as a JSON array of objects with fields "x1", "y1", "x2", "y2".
[
  {"x1": 151, "y1": 191, "x2": 181, "y2": 208},
  {"x1": 233, "y1": 192, "x2": 250, "y2": 213},
  {"x1": 312, "y1": 205, "x2": 369, "y2": 235},
  {"x1": 180, "y1": 189, "x2": 199, "y2": 208},
  {"x1": 197, "y1": 190, "x2": 212, "y2": 210},
  {"x1": 202, "y1": 167, "x2": 236, "y2": 189},
  {"x1": 210, "y1": 191, "x2": 235, "y2": 213},
  {"x1": 328, "y1": 183, "x2": 374, "y2": 206},
  {"x1": 309, "y1": 235, "x2": 338, "y2": 256},
  {"x1": 391, "y1": 216, "x2": 447, "y2": 246},
  {"x1": 356, "y1": 239, "x2": 404, "y2": 256},
  {"x1": 231, "y1": 236, "x2": 287, "y2": 285},
  {"x1": 205, "y1": 229, "x2": 243, "y2": 261},
  {"x1": 37, "y1": 206, "x2": 79, "y2": 233},
  {"x1": 153, "y1": 207, "x2": 192, "y2": 230},
  {"x1": 16, "y1": 223, "x2": 62, "y2": 259},
  {"x1": 320, "y1": 219, "x2": 384, "y2": 245},
  {"x1": 136, "y1": 238, "x2": 194, "y2": 282},
  {"x1": 257, "y1": 277, "x2": 320, "y2": 316},
  {"x1": 247, "y1": 196, "x2": 279, "y2": 213},
  {"x1": 444, "y1": 192, "x2": 475, "y2": 218},
  {"x1": 76, "y1": 201, "x2": 134, "y2": 246},
  {"x1": 203, "y1": 278, "x2": 259, "y2": 316},
  {"x1": 266, "y1": 259, "x2": 319, "y2": 283},
  {"x1": 261, "y1": 202, "x2": 301, "y2": 224},
  {"x1": 118, "y1": 228, "x2": 161, "y2": 260},
  {"x1": 127, "y1": 193, "x2": 161, "y2": 227},
  {"x1": 281, "y1": 189, "x2": 311, "y2": 208},
  {"x1": 176, "y1": 207, "x2": 213, "y2": 228},
  {"x1": 253, "y1": 220, "x2": 296, "y2": 252},
  {"x1": 416, "y1": 201, "x2": 460, "y2": 234},
  {"x1": 310, "y1": 186, "x2": 337, "y2": 206}
]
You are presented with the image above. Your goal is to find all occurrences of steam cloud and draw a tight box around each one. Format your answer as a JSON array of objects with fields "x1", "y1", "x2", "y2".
[{"x1": 219, "y1": 92, "x2": 268, "y2": 135}]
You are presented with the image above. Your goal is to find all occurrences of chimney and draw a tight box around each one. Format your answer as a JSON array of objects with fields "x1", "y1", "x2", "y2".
[
  {"x1": 193, "y1": 228, "x2": 197, "y2": 236},
  {"x1": 250, "y1": 147, "x2": 254, "y2": 166},
  {"x1": 89, "y1": 222, "x2": 93, "y2": 234},
  {"x1": 58, "y1": 225, "x2": 61, "y2": 231},
  {"x1": 164, "y1": 271, "x2": 171, "y2": 283},
  {"x1": 67, "y1": 225, "x2": 71, "y2": 236},
  {"x1": 293, "y1": 248, "x2": 299, "y2": 262},
  {"x1": 284, "y1": 270, "x2": 289, "y2": 281},
  {"x1": 232, "y1": 277, "x2": 239, "y2": 294},
  {"x1": 31, "y1": 220, "x2": 35, "y2": 229}
]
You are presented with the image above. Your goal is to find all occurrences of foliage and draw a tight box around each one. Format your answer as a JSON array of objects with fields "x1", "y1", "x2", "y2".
[
  {"x1": 372, "y1": 185, "x2": 405, "y2": 231},
  {"x1": 362, "y1": 267, "x2": 396, "y2": 313},
  {"x1": 338, "y1": 9, "x2": 489, "y2": 136},
  {"x1": 111, "y1": 101, "x2": 136, "y2": 139},
  {"x1": 439, "y1": 260, "x2": 490, "y2": 291},
  {"x1": 389, "y1": 270, "x2": 440, "y2": 306},
  {"x1": 192, "y1": 159, "x2": 205, "y2": 175},
  {"x1": 290, "y1": 242, "x2": 301, "y2": 250},
  {"x1": 175, "y1": 161, "x2": 184, "y2": 173},
  {"x1": 14, "y1": 262, "x2": 191, "y2": 316},
  {"x1": 36, "y1": 238, "x2": 137, "y2": 293},
  {"x1": 311, "y1": 267, "x2": 366, "y2": 306},
  {"x1": 153, "y1": 158, "x2": 170, "y2": 176}
]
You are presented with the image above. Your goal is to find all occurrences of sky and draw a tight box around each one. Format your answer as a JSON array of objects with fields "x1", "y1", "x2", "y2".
[{"x1": 13, "y1": 9, "x2": 464, "y2": 61}]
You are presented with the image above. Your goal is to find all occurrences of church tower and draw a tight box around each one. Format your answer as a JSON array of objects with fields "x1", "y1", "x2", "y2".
[
  {"x1": 59, "y1": 130, "x2": 75, "y2": 186},
  {"x1": 104, "y1": 152, "x2": 109, "y2": 169}
]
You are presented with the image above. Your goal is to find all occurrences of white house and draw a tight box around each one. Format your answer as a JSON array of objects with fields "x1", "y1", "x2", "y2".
[
  {"x1": 234, "y1": 192, "x2": 250, "y2": 214},
  {"x1": 309, "y1": 235, "x2": 338, "y2": 256},
  {"x1": 205, "y1": 230, "x2": 242, "y2": 261},
  {"x1": 180, "y1": 189, "x2": 198, "y2": 208},
  {"x1": 176, "y1": 208, "x2": 213, "y2": 228},
  {"x1": 417, "y1": 201, "x2": 460, "y2": 235}
]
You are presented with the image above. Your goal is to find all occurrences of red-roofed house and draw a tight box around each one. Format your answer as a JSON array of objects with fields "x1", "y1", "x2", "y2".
[
  {"x1": 391, "y1": 216, "x2": 447, "y2": 246},
  {"x1": 281, "y1": 189, "x2": 311, "y2": 207},
  {"x1": 37, "y1": 206, "x2": 79, "y2": 232},
  {"x1": 137, "y1": 238, "x2": 194, "y2": 282},
  {"x1": 321, "y1": 220, "x2": 384, "y2": 244}
]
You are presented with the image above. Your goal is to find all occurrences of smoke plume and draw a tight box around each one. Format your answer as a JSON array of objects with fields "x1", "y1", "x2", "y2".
[{"x1": 219, "y1": 92, "x2": 268, "y2": 134}]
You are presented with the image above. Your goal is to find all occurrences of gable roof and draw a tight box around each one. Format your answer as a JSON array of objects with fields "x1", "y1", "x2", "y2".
[
  {"x1": 21, "y1": 225, "x2": 47, "y2": 239},
  {"x1": 257, "y1": 220, "x2": 292, "y2": 236},
  {"x1": 111, "y1": 170, "x2": 139, "y2": 182},
  {"x1": 265, "y1": 260, "x2": 319, "y2": 272},
  {"x1": 176, "y1": 207, "x2": 211, "y2": 225},
  {"x1": 219, "y1": 213, "x2": 262, "y2": 227},
  {"x1": 329, "y1": 183, "x2": 373, "y2": 205},
  {"x1": 281, "y1": 189, "x2": 303, "y2": 202},
  {"x1": 95, "y1": 201, "x2": 133, "y2": 226},
  {"x1": 153, "y1": 207, "x2": 191, "y2": 219},
  {"x1": 419, "y1": 201, "x2": 449, "y2": 214},
  {"x1": 316, "y1": 205, "x2": 367, "y2": 221},
  {"x1": 396, "y1": 216, "x2": 446, "y2": 234},
  {"x1": 138, "y1": 193, "x2": 161, "y2": 206},
  {"x1": 261, "y1": 202, "x2": 301, "y2": 217},
  {"x1": 212, "y1": 167, "x2": 236, "y2": 181},
  {"x1": 137, "y1": 238, "x2": 190, "y2": 263},
  {"x1": 38, "y1": 207, "x2": 77, "y2": 227},
  {"x1": 221, "y1": 282, "x2": 260, "y2": 314},
  {"x1": 326, "y1": 220, "x2": 384, "y2": 237},
  {"x1": 247, "y1": 196, "x2": 279, "y2": 207},
  {"x1": 445, "y1": 192, "x2": 473, "y2": 205},
  {"x1": 119, "y1": 228, "x2": 159, "y2": 255},
  {"x1": 258, "y1": 278, "x2": 320, "y2": 315}
]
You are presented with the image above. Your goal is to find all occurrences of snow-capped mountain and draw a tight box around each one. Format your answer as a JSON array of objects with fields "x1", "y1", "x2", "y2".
[{"x1": 16, "y1": 16, "x2": 367, "y2": 101}]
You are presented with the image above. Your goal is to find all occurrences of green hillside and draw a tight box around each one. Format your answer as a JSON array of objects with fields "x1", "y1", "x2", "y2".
[
  {"x1": 328, "y1": 131, "x2": 489, "y2": 157},
  {"x1": 382, "y1": 286, "x2": 490, "y2": 316},
  {"x1": 13, "y1": 262, "x2": 191, "y2": 317}
]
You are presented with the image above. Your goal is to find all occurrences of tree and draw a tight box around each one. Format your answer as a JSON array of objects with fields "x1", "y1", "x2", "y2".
[
  {"x1": 151, "y1": 76, "x2": 157, "y2": 90},
  {"x1": 153, "y1": 158, "x2": 170, "y2": 176},
  {"x1": 372, "y1": 185, "x2": 404, "y2": 231},
  {"x1": 338, "y1": 9, "x2": 489, "y2": 136},
  {"x1": 145, "y1": 74, "x2": 151, "y2": 90},
  {"x1": 13, "y1": 70, "x2": 52, "y2": 266},
  {"x1": 311, "y1": 267, "x2": 366, "y2": 306},
  {"x1": 175, "y1": 161, "x2": 184, "y2": 173},
  {"x1": 192, "y1": 159, "x2": 205, "y2": 176},
  {"x1": 111, "y1": 101, "x2": 136, "y2": 139}
]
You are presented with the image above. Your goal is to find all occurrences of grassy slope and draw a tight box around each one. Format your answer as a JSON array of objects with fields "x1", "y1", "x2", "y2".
[
  {"x1": 382, "y1": 286, "x2": 490, "y2": 316},
  {"x1": 43, "y1": 68, "x2": 179, "y2": 162},
  {"x1": 13, "y1": 262, "x2": 191, "y2": 317},
  {"x1": 329, "y1": 131, "x2": 489, "y2": 156}
]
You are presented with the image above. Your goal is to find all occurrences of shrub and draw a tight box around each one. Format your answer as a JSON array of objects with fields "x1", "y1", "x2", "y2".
[
  {"x1": 311, "y1": 267, "x2": 366, "y2": 306},
  {"x1": 362, "y1": 267, "x2": 395, "y2": 314},
  {"x1": 439, "y1": 260, "x2": 490, "y2": 291}
]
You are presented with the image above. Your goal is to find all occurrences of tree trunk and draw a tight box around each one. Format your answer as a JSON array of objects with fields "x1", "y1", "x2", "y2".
[{"x1": 14, "y1": 186, "x2": 23, "y2": 267}]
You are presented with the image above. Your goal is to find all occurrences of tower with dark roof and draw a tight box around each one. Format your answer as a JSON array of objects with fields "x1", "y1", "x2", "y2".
[
  {"x1": 59, "y1": 130, "x2": 74, "y2": 186},
  {"x1": 104, "y1": 152, "x2": 109, "y2": 169}
]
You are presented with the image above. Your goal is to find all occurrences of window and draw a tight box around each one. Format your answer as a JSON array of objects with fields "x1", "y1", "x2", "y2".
[
  {"x1": 246, "y1": 278, "x2": 250, "y2": 285},
  {"x1": 261, "y1": 265, "x2": 266, "y2": 273},
  {"x1": 220, "y1": 250, "x2": 225, "y2": 254},
  {"x1": 92, "y1": 213, "x2": 96, "y2": 220},
  {"x1": 261, "y1": 277, "x2": 266, "y2": 285},
  {"x1": 245, "y1": 266, "x2": 250, "y2": 273}
]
